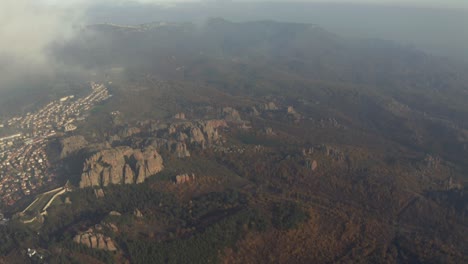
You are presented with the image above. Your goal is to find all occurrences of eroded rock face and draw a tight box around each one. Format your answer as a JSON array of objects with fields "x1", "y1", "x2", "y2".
[{"x1": 79, "y1": 147, "x2": 163, "y2": 188}]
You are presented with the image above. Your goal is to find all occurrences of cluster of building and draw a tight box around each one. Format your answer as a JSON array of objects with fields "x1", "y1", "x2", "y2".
[
  {"x1": 0, "y1": 83, "x2": 110, "y2": 207},
  {"x1": 5, "y1": 82, "x2": 110, "y2": 134}
]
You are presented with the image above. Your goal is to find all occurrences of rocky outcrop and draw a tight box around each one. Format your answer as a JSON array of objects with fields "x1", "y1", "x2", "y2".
[
  {"x1": 312, "y1": 160, "x2": 318, "y2": 171},
  {"x1": 189, "y1": 126, "x2": 206, "y2": 145},
  {"x1": 176, "y1": 132, "x2": 189, "y2": 142},
  {"x1": 222, "y1": 107, "x2": 242, "y2": 122},
  {"x1": 118, "y1": 126, "x2": 141, "y2": 138},
  {"x1": 446, "y1": 177, "x2": 463, "y2": 190},
  {"x1": 303, "y1": 145, "x2": 346, "y2": 162},
  {"x1": 425, "y1": 154, "x2": 441, "y2": 169},
  {"x1": 94, "y1": 188, "x2": 105, "y2": 198},
  {"x1": 287, "y1": 106, "x2": 302, "y2": 120},
  {"x1": 174, "y1": 112, "x2": 186, "y2": 119},
  {"x1": 172, "y1": 142, "x2": 191, "y2": 158},
  {"x1": 128, "y1": 119, "x2": 229, "y2": 160},
  {"x1": 79, "y1": 147, "x2": 164, "y2": 188},
  {"x1": 148, "y1": 119, "x2": 227, "y2": 155},
  {"x1": 305, "y1": 159, "x2": 318, "y2": 171},
  {"x1": 316, "y1": 118, "x2": 344, "y2": 129},
  {"x1": 200, "y1": 120, "x2": 227, "y2": 144},
  {"x1": 73, "y1": 230, "x2": 117, "y2": 251},
  {"x1": 104, "y1": 222, "x2": 119, "y2": 233},
  {"x1": 59, "y1": 136, "x2": 88, "y2": 158},
  {"x1": 250, "y1": 107, "x2": 260, "y2": 116},
  {"x1": 109, "y1": 211, "x2": 121, "y2": 217},
  {"x1": 175, "y1": 173, "x2": 195, "y2": 184},
  {"x1": 134, "y1": 209, "x2": 143, "y2": 218},
  {"x1": 264, "y1": 127, "x2": 276, "y2": 136},
  {"x1": 263, "y1": 102, "x2": 279, "y2": 111}
]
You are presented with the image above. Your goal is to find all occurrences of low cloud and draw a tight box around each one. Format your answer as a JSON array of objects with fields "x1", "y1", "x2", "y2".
[{"x1": 0, "y1": 0, "x2": 84, "y2": 90}]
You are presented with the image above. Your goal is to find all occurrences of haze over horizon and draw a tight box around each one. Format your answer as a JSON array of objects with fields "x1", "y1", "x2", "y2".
[{"x1": 0, "y1": 0, "x2": 467, "y2": 92}]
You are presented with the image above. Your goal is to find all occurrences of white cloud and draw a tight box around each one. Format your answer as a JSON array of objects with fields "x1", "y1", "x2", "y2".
[{"x1": 0, "y1": 0, "x2": 84, "y2": 89}]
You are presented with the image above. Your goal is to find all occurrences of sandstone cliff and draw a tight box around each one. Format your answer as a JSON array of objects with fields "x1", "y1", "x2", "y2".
[{"x1": 79, "y1": 146, "x2": 163, "y2": 188}]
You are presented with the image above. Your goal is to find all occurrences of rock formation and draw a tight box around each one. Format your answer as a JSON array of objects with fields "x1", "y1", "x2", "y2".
[
  {"x1": 263, "y1": 102, "x2": 279, "y2": 111},
  {"x1": 250, "y1": 106, "x2": 260, "y2": 116},
  {"x1": 136, "y1": 119, "x2": 228, "y2": 159},
  {"x1": 175, "y1": 173, "x2": 195, "y2": 184},
  {"x1": 446, "y1": 177, "x2": 463, "y2": 190},
  {"x1": 189, "y1": 126, "x2": 206, "y2": 145},
  {"x1": 134, "y1": 209, "x2": 143, "y2": 218},
  {"x1": 222, "y1": 107, "x2": 242, "y2": 122},
  {"x1": 286, "y1": 106, "x2": 295, "y2": 114},
  {"x1": 316, "y1": 118, "x2": 343, "y2": 129},
  {"x1": 425, "y1": 154, "x2": 441, "y2": 169},
  {"x1": 287, "y1": 106, "x2": 302, "y2": 120},
  {"x1": 264, "y1": 127, "x2": 276, "y2": 136},
  {"x1": 172, "y1": 142, "x2": 191, "y2": 158},
  {"x1": 104, "y1": 222, "x2": 119, "y2": 233},
  {"x1": 153, "y1": 119, "x2": 227, "y2": 153},
  {"x1": 199, "y1": 120, "x2": 227, "y2": 145},
  {"x1": 109, "y1": 211, "x2": 121, "y2": 217},
  {"x1": 59, "y1": 136, "x2": 88, "y2": 158},
  {"x1": 174, "y1": 112, "x2": 186, "y2": 119},
  {"x1": 79, "y1": 147, "x2": 164, "y2": 188},
  {"x1": 73, "y1": 230, "x2": 117, "y2": 251},
  {"x1": 94, "y1": 188, "x2": 105, "y2": 198},
  {"x1": 176, "y1": 132, "x2": 189, "y2": 142},
  {"x1": 312, "y1": 160, "x2": 318, "y2": 171},
  {"x1": 118, "y1": 126, "x2": 141, "y2": 138}
]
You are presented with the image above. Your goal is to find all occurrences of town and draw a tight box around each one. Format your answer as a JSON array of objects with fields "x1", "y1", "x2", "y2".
[{"x1": 0, "y1": 83, "x2": 110, "y2": 207}]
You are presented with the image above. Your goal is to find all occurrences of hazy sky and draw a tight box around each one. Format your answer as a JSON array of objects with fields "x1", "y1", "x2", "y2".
[{"x1": 40, "y1": 0, "x2": 467, "y2": 9}]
